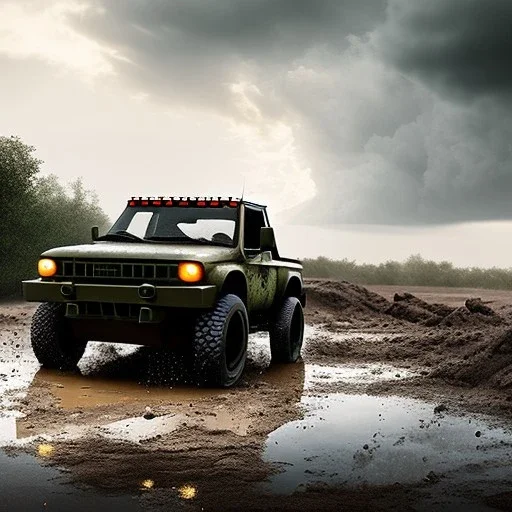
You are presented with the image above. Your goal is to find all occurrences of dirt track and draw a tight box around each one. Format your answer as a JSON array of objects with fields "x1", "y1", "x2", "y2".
[{"x1": 1, "y1": 280, "x2": 512, "y2": 510}]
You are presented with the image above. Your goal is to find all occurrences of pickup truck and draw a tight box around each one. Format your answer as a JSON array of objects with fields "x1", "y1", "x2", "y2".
[{"x1": 23, "y1": 197, "x2": 306, "y2": 387}]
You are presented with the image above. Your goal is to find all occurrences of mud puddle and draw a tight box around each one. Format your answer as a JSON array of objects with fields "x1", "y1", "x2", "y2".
[
  {"x1": 304, "y1": 363, "x2": 417, "y2": 390},
  {"x1": 33, "y1": 368, "x2": 224, "y2": 409},
  {"x1": 264, "y1": 393, "x2": 512, "y2": 508},
  {"x1": 1, "y1": 360, "x2": 409, "y2": 444}
]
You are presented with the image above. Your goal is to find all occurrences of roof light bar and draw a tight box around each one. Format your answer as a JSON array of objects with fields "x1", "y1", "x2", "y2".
[{"x1": 127, "y1": 197, "x2": 241, "y2": 208}]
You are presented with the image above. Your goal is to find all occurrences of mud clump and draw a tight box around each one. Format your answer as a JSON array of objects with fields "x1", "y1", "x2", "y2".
[{"x1": 465, "y1": 298, "x2": 496, "y2": 316}]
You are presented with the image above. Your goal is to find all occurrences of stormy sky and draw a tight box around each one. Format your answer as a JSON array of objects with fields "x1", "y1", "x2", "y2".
[{"x1": 1, "y1": 0, "x2": 512, "y2": 265}]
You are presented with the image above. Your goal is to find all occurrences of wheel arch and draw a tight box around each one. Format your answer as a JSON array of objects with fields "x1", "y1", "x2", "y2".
[
  {"x1": 283, "y1": 274, "x2": 306, "y2": 308},
  {"x1": 220, "y1": 270, "x2": 248, "y2": 306}
]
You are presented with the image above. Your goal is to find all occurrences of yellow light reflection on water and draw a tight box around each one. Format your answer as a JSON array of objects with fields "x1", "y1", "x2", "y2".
[
  {"x1": 140, "y1": 479, "x2": 154, "y2": 490},
  {"x1": 37, "y1": 444, "x2": 55, "y2": 457},
  {"x1": 178, "y1": 484, "x2": 197, "y2": 500}
]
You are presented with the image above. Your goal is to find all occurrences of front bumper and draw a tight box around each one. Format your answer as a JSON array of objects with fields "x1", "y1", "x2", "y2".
[{"x1": 22, "y1": 279, "x2": 217, "y2": 308}]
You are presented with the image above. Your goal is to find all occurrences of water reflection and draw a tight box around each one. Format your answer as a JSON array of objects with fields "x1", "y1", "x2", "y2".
[
  {"x1": 37, "y1": 443, "x2": 55, "y2": 458},
  {"x1": 178, "y1": 484, "x2": 197, "y2": 500},
  {"x1": 264, "y1": 393, "x2": 512, "y2": 493}
]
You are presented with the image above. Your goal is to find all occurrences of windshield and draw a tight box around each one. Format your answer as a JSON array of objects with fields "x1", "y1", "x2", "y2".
[{"x1": 107, "y1": 206, "x2": 239, "y2": 247}]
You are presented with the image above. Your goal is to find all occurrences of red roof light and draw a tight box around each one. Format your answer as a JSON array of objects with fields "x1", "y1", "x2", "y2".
[{"x1": 126, "y1": 196, "x2": 243, "y2": 207}]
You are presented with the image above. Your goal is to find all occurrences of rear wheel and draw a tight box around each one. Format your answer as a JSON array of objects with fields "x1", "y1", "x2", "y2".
[
  {"x1": 31, "y1": 302, "x2": 87, "y2": 370},
  {"x1": 193, "y1": 294, "x2": 248, "y2": 387},
  {"x1": 269, "y1": 297, "x2": 304, "y2": 363}
]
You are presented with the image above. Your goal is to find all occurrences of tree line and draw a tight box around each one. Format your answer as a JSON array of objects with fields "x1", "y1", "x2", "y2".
[
  {"x1": 302, "y1": 255, "x2": 512, "y2": 290},
  {"x1": 0, "y1": 136, "x2": 109, "y2": 297}
]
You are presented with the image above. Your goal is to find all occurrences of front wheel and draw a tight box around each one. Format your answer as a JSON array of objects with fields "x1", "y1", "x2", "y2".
[
  {"x1": 31, "y1": 302, "x2": 87, "y2": 370},
  {"x1": 269, "y1": 297, "x2": 304, "y2": 363},
  {"x1": 193, "y1": 294, "x2": 248, "y2": 387}
]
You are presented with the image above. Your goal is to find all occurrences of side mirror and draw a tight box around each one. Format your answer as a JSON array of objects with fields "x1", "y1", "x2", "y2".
[
  {"x1": 260, "y1": 227, "x2": 276, "y2": 251},
  {"x1": 91, "y1": 226, "x2": 99, "y2": 241}
]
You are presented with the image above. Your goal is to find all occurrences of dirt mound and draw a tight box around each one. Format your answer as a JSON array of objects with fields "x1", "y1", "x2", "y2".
[
  {"x1": 431, "y1": 328, "x2": 512, "y2": 389},
  {"x1": 393, "y1": 292, "x2": 455, "y2": 317},
  {"x1": 386, "y1": 292, "x2": 502, "y2": 328},
  {"x1": 436, "y1": 307, "x2": 502, "y2": 328},
  {"x1": 384, "y1": 302, "x2": 440, "y2": 325},
  {"x1": 305, "y1": 280, "x2": 506, "y2": 332},
  {"x1": 305, "y1": 280, "x2": 391, "y2": 317}
]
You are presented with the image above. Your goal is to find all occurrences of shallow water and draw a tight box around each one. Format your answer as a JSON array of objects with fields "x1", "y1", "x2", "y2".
[
  {"x1": 0, "y1": 451, "x2": 141, "y2": 511},
  {"x1": 264, "y1": 393, "x2": 512, "y2": 507},
  {"x1": 304, "y1": 363, "x2": 417, "y2": 389}
]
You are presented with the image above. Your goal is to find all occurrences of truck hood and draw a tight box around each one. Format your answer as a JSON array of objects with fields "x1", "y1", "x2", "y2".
[{"x1": 42, "y1": 242, "x2": 240, "y2": 263}]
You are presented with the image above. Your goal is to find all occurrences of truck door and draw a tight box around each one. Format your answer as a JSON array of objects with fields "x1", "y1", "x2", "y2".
[{"x1": 243, "y1": 205, "x2": 278, "y2": 311}]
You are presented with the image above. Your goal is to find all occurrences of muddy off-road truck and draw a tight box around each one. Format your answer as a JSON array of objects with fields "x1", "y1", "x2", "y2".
[{"x1": 23, "y1": 197, "x2": 305, "y2": 387}]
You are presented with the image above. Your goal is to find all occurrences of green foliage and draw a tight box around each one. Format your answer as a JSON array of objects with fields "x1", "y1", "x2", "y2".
[
  {"x1": 303, "y1": 254, "x2": 512, "y2": 290},
  {"x1": 0, "y1": 136, "x2": 110, "y2": 297}
]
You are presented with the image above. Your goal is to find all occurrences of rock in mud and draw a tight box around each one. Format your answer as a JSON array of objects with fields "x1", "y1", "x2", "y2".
[
  {"x1": 143, "y1": 406, "x2": 155, "y2": 420},
  {"x1": 433, "y1": 404, "x2": 448, "y2": 414}
]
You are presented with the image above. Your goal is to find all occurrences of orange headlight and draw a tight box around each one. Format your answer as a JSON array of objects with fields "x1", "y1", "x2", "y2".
[
  {"x1": 178, "y1": 262, "x2": 204, "y2": 283},
  {"x1": 38, "y1": 258, "x2": 57, "y2": 277}
]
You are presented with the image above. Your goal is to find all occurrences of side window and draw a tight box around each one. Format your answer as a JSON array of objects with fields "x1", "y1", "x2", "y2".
[{"x1": 244, "y1": 207, "x2": 266, "y2": 251}]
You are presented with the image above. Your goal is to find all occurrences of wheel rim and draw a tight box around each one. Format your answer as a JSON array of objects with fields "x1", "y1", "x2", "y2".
[
  {"x1": 289, "y1": 303, "x2": 304, "y2": 359},
  {"x1": 225, "y1": 310, "x2": 247, "y2": 372}
]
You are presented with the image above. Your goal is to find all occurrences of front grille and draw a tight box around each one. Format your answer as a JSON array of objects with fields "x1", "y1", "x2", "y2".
[
  {"x1": 56, "y1": 260, "x2": 177, "y2": 282},
  {"x1": 75, "y1": 302, "x2": 141, "y2": 319}
]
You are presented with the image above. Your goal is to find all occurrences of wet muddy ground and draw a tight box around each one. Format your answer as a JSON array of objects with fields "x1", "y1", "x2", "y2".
[{"x1": 1, "y1": 281, "x2": 512, "y2": 511}]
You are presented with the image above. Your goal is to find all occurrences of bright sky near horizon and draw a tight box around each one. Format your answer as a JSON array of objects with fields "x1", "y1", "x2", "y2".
[{"x1": 1, "y1": 1, "x2": 512, "y2": 268}]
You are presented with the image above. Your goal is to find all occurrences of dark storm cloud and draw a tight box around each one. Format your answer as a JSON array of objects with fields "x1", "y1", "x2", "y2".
[
  {"x1": 80, "y1": 0, "x2": 386, "y2": 57},
  {"x1": 377, "y1": 0, "x2": 512, "y2": 98},
  {"x1": 70, "y1": 0, "x2": 386, "y2": 115},
  {"x1": 68, "y1": 0, "x2": 512, "y2": 225}
]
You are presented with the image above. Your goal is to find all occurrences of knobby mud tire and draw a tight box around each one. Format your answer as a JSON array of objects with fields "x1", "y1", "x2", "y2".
[
  {"x1": 193, "y1": 294, "x2": 248, "y2": 387},
  {"x1": 30, "y1": 302, "x2": 87, "y2": 370},
  {"x1": 269, "y1": 297, "x2": 304, "y2": 363}
]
